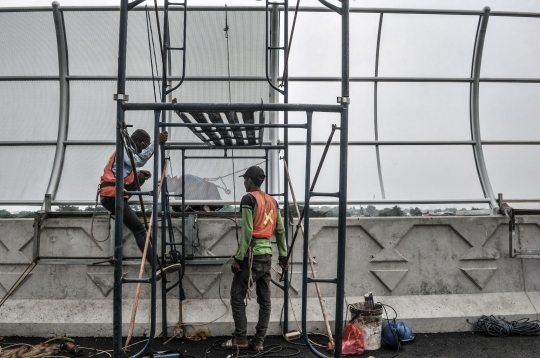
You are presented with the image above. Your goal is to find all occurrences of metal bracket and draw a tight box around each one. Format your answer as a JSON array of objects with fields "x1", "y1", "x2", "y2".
[
  {"x1": 113, "y1": 94, "x2": 129, "y2": 101},
  {"x1": 509, "y1": 208, "x2": 540, "y2": 258},
  {"x1": 337, "y1": 96, "x2": 350, "y2": 104}
]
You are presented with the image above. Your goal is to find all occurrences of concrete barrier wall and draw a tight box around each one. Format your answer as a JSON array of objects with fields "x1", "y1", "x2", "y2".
[{"x1": 1, "y1": 215, "x2": 540, "y2": 337}]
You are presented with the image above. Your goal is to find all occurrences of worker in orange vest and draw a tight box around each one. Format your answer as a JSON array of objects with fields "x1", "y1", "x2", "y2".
[
  {"x1": 99, "y1": 129, "x2": 168, "y2": 265},
  {"x1": 222, "y1": 166, "x2": 288, "y2": 351}
]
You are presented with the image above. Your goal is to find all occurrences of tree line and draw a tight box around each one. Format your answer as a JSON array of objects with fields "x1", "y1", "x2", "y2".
[{"x1": 1, "y1": 205, "x2": 467, "y2": 219}]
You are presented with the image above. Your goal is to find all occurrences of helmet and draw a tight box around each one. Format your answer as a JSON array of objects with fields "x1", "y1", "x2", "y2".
[
  {"x1": 382, "y1": 319, "x2": 415, "y2": 348},
  {"x1": 382, "y1": 319, "x2": 401, "y2": 349},
  {"x1": 396, "y1": 321, "x2": 415, "y2": 343}
]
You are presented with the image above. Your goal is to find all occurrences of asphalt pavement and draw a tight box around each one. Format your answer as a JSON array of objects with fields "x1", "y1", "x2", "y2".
[{"x1": 2, "y1": 332, "x2": 540, "y2": 358}]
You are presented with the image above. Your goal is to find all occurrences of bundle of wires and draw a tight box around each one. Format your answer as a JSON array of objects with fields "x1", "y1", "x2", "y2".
[{"x1": 468, "y1": 315, "x2": 540, "y2": 337}]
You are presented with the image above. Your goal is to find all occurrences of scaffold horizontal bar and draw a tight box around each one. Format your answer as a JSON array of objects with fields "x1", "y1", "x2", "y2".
[
  {"x1": 124, "y1": 191, "x2": 153, "y2": 196},
  {"x1": 122, "y1": 278, "x2": 152, "y2": 284},
  {"x1": 164, "y1": 144, "x2": 285, "y2": 150},
  {"x1": 123, "y1": 102, "x2": 343, "y2": 112},
  {"x1": 307, "y1": 277, "x2": 338, "y2": 284},
  {"x1": 161, "y1": 122, "x2": 306, "y2": 129},
  {"x1": 184, "y1": 156, "x2": 267, "y2": 159},
  {"x1": 310, "y1": 192, "x2": 340, "y2": 198}
]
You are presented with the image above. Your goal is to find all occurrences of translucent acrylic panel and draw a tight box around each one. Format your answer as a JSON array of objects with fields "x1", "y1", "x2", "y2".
[
  {"x1": 69, "y1": 81, "x2": 157, "y2": 141},
  {"x1": 169, "y1": 10, "x2": 265, "y2": 77},
  {"x1": 64, "y1": 11, "x2": 163, "y2": 76},
  {"x1": 0, "y1": 12, "x2": 58, "y2": 76},
  {"x1": 482, "y1": 16, "x2": 540, "y2": 78},
  {"x1": 0, "y1": 146, "x2": 55, "y2": 201},
  {"x1": 378, "y1": 14, "x2": 477, "y2": 77},
  {"x1": 287, "y1": 145, "x2": 381, "y2": 203},
  {"x1": 379, "y1": 146, "x2": 483, "y2": 200},
  {"x1": 0, "y1": 81, "x2": 59, "y2": 141},
  {"x1": 286, "y1": 81, "x2": 340, "y2": 142},
  {"x1": 56, "y1": 145, "x2": 115, "y2": 201},
  {"x1": 484, "y1": 145, "x2": 540, "y2": 199},
  {"x1": 480, "y1": 83, "x2": 540, "y2": 141},
  {"x1": 285, "y1": 82, "x2": 374, "y2": 142},
  {"x1": 378, "y1": 83, "x2": 471, "y2": 141},
  {"x1": 286, "y1": 12, "x2": 378, "y2": 77},
  {"x1": 166, "y1": 149, "x2": 267, "y2": 203}
]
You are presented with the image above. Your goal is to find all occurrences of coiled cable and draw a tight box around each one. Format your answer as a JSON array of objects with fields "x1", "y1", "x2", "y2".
[{"x1": 468, "y1": 315, "x2": 540, "y2": 337}]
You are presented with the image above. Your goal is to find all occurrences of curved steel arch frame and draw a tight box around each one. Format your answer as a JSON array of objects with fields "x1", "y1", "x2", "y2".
[
  {"x1": 45, "y1": 2, "x2": 70, "y2": 205},
  {"x1": 470, "y1": 7, "x2": 498, "y2": 211}
]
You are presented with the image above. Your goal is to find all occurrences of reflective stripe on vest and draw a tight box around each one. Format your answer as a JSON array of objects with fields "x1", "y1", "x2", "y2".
[
  {"x1": 251, "y1": 191, "x2": 278, "y2": 239},
  {"x1": 99, "y1": 150, "x2": 135, "y2": 197}
]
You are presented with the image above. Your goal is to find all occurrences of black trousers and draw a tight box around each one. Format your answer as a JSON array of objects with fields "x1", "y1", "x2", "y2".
[
  {"x1": 101, "y1": 195, "x2": 152, "y2": 265},
  {"x1": 230, "y1": 254, "x2": 272, "y2": 345}
]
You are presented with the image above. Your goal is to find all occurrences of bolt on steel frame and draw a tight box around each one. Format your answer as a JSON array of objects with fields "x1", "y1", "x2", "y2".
[{"x1": 113, "y1": 1, "x2": 349, "y2": 357}]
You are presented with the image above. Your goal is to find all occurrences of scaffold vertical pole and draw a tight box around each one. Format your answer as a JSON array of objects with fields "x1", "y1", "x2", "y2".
[
  {"x1": 335, "y1": 0, "x2": 350, "y2": 355},
  {"x1": 113, "y1": 1, "x2": 129, "y2": 356}
]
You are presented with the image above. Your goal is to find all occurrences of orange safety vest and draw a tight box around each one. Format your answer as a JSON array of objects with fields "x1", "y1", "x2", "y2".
[
  {"x1": 250, "y1": 190, "x2": 278, "y2": 239},
  {"x1": 99, "y1": 151, "x2": 135, "y2": 198}
]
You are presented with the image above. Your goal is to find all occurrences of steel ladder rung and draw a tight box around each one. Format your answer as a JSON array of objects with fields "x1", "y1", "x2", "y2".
[
  {"x1": 310, "y1": 191, "x2": 339, "y2": 198},
  {"x1": 122, "y1": 278, "x2": 152, "y2": 284},
  {"x1": 307, "y1": 277, "x2": 338, "y2": 284}
]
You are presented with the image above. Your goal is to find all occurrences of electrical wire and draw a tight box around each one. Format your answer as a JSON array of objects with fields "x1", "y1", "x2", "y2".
[
  {"x1": 468, "y1": 315, "x2": 540, "y2": 337},
  {"x1": 90, "y1": 184, "x2": 111, "y2": 243},
  {"x1": 145, "y1": 5, "x2": 159, "y2": 102},
  {"x1": 203, "y1": 339, "x2": 301, "y2": 358}
]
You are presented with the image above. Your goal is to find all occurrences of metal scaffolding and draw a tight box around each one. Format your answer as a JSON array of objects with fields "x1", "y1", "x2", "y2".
[{"x1": 112, "y1": 1, "x2": 349, "y2": 357}]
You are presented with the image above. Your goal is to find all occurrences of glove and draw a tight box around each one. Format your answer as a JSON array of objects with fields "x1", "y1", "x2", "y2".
[
  {"x1": 159, "y1": 131, "x2": 168, "y2": 144},
  {"x1": 139, "y1": 170, "x2": 151, "y2": 179},
  {"x1": 279, "y1": 256, "x2": 289, "y2": 271}
]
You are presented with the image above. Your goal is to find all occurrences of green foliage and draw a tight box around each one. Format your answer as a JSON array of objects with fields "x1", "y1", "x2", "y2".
[
  {"x1": 409, "y1": 207, "x2": 423, "y2": 216},
  {"x1": 365, "y1": 205, "x2": 377, "y2": 216},
  {"x1": 0, "y1": 209, "x2": 35, "y2": 218},
  {"x1": 280, "y1": 205, "x2": 327, "y2": 218},
  {"x1": 0, "y1": 209, "x2": 14, "y2": 218},
  {"x1": 84, "y1": 206, "x2": 108, "y2": 212},
  {"x1": 378, "y1": 205, "x2": 405, "y2": 217},
  {"x1": 56, "y1": 205, "x2": 81, "y2": 212},
  {"x1": 14, "y1": 211, "x2": 35, "y2": 218}
]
